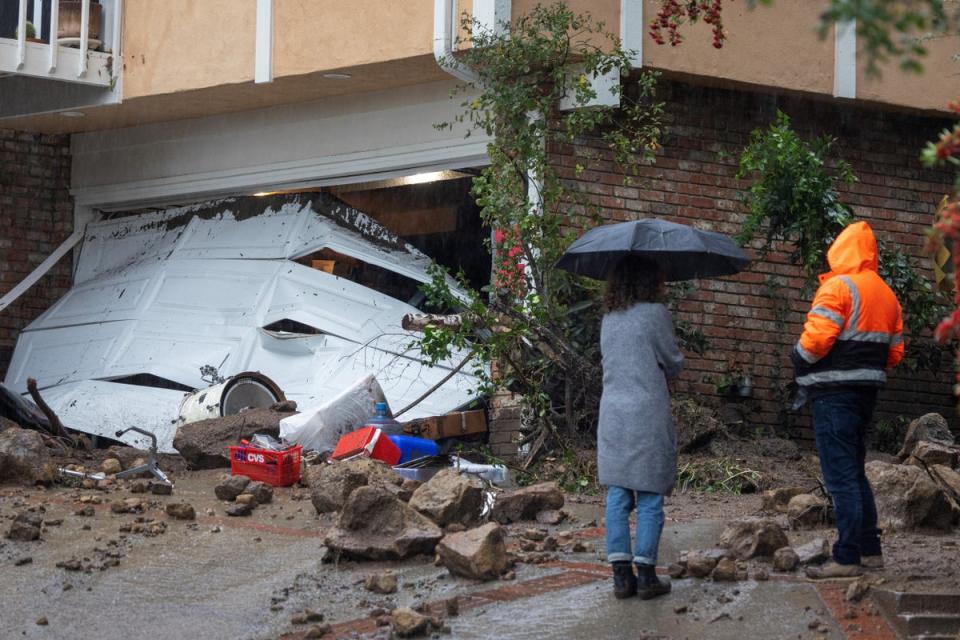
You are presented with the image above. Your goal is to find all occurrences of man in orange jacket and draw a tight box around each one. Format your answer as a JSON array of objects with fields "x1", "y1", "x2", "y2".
[{"x1": 791, "y1": 221, "x2": 903, "y2": 579}]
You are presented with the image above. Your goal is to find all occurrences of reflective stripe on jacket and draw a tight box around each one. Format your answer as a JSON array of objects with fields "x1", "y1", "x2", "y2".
[{"x1": 792, "y1": 221, "x2": 904, "y2": 388}]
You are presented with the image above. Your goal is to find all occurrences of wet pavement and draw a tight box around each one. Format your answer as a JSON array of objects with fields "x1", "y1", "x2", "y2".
[{"x1": 0, "y1": 474, "x2": 900, "y2": 640}]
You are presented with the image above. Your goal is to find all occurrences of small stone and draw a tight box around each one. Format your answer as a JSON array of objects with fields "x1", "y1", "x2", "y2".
[
  {"x1": 668, "y1": 563, "x2": 686, "y2": 579},
  {"x1": 365, "y1": 572, "x2": 398, "y2": 595},
  {"x1": 215, "y1": 475, "x2": 251, "y2": 501},
  {"x1": 129, "y1": 482, "x2": 147, "y2": 494},
  {"x1": 6, "y1": 520, "x2": 41, "y2": 541},
  {"x1": 14, "y1": 556, "x2": 32, "y2": 566},
  {"x1": 391, "y1": 607, "x2": 430, "y2": 637},
  {"x1": 304, "y1": 624, "x2": 331, "y2": 639},
  {"x1": 445, "y1": 596, "x2": 460, "y2": 616},
  {"x1": 36, "y1": 617, "x2": 48, "y2": 626},
  {"x1": 290, "y1": 613, "x2": 309, "y2": 625},
  {"x1": 686, "y1": 549, "x2": 723, "y2": 578},
  {"x1": 304, "y1": 609, "x2": 324, "y2": 622},
  {"x1": 845, "y1": 577, "x2": 871, "y2": 602},
  {"x1": 521, "y1": 528, "x2": 547, "y2": 542},
  {"x1": 74, "y1": 505, "x2": 95, "y2": 517},
  {"x1": 772, "y1": 547, "x2": 799, "y2": 572},
  {"x1": 165, "y1": 503, "x2": 196, "y2": 520},
  {"x1": 795, "y1": 538, "x2": 830, "y2": 565},
  {"x1": 57, "y1": 558, "x2": 83, "y2": 571},
  {"x1": 101, "y1": 458, "x2": 122, "y2": 475},
  {"x1": 235, "y1": 493, "x2": 258, "y2": 507},
  {"x1": 502, "y1": 570, "x2": 516, "y2": 580},
  {"x1": 246, "y1": 481, "x2": 274, "y2": 504},
  {"x1": 712, "y1": 557, "x2": 738, "y2": 582},
  {"x1": 226, "y1": 503, "x2": 252, "y2": 517},
  {"x1": 149, "y1": 482, "x2": 173, "y2": 496},
  {"x1": 536, "y1": 509, "x2": 566, "y2": 525},
  {"x1": 674, "y1": 604, "x2": 688, "y2": 614},
  {"x1": 751, "y1": 568, "x2": 769, "y2": 581},
  {"x1": 807, "y1": 619, "x2": 821, "y2": 629}
]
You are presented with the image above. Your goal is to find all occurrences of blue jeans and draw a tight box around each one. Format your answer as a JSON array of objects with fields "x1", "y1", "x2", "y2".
[
  {"x1": 811, "y1": 387, "x2": 882, "y2": 565},
  {"x1": 604, "y1": 486, "x2": 664, "y2": 565}
]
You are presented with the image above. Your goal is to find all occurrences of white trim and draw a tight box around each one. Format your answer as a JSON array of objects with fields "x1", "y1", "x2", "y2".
[
  {"x1": 833, "y1": 19, "x2": 856, "y2": 99},
  {"x1": 78, "y1": 0, "x2": 89, "y2": 78},
  {"x1": 31, "y1": 0, "x2": 42, "y2": 36},
  {"x1": 620, "y1": 0, "x2": 643, "y2": 68},
  {"x1": 0, "y1": 228, "x2": 84, "y2": 314},
  {"x1": 473, "y1": 0, "x2": 511, "y2": 37},
  {"x1": 73, "y1": 139, "x2": 489, "y2": 210},
  {"x1": 16, "y1": 0, "x2": 27, "y2": 69},
  {"x1": 0, "y1": 39, "x2": 112, "y2": 86},
  {"x1": 255, "y1": 0, "x2": 273, "y2": 84}
]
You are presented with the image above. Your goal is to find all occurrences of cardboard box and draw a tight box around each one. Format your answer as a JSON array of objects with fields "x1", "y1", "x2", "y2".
[{"x1": 402, "y1": 410, "x2": 488, "y2": 440}]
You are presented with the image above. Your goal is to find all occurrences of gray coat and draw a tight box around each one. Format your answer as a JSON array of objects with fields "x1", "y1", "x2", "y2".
[{"x1": 597, "y1": 302, "x2": 684, "y2": 495}]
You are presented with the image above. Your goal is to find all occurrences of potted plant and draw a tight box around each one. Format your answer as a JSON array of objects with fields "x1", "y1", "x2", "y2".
[
  {"x1": 57, "y1": 0, "x2": 102, "y2": 49},
  {"x1": 15, "y1": 21, "x2": 44, "y2": 43}
]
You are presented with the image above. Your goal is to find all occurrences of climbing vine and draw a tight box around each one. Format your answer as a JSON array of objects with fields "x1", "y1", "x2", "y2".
[
  {"x1": 417, "y1": 4, "x2": 664, "y2": 461},
  {"x1": 735, "y1": 112, "x2": 950, "y2": 370}
]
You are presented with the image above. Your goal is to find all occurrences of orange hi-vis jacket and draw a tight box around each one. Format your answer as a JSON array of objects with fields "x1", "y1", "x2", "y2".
[{"x1": 791, "y1": 221, "x2": 904, "y2": 388}]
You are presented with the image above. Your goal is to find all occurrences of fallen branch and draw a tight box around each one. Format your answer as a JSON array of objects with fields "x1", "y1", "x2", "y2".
[
  {"x1": 393, "y1": 351, "x2": 475, "y2": 419},
  {"x1": 26, "y1": 377, "x2": 69, "y2": 439},
  {"x1": 402, "y1": 313, "x2": 467, "y2": 331}
]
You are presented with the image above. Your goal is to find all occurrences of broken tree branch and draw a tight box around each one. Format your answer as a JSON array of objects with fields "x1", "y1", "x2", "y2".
[
  {"x1": 26, "y1": 377, "x2": 68, "y2": 439},
  {"x1": 393, "y1": 350, "x2": 475, "y2": 419},
  {"x1": 402, "y1": 313, "x2": 467, "y2": 331}
]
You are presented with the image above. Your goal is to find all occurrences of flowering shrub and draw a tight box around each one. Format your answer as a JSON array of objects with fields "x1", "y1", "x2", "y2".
[{"x1": 649, "y1": 0, "x2": 726, "y2": 48}]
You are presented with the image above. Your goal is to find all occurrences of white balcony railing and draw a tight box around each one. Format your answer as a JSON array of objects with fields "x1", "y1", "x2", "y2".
[{"x1": 1, "y1": 0, "x2": 120, "y2": 88}]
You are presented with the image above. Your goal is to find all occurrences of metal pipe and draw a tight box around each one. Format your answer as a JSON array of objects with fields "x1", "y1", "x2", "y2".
[
  {"x1": 78, "y1": 0, "x2": 89, "y2": 77},
  {"x1": 16, "y1": 0, "x2": 27, "y2": 69},
  {"x1": 49, "y1": 0, "x2": 60, "y2": 72}
]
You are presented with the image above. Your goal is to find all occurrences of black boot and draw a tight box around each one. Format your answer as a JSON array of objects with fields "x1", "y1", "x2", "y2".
[
  {"x1": 612, "y1": 561, "x2": 637, "y2": 599},
  {"x1": 635, "y1": 563, "x2": 671, "y2": 600}
]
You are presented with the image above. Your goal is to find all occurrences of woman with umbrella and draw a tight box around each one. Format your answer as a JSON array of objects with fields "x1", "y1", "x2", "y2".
[{"x1": 558, "y1": 219, "x2": 750, "y2": 600}]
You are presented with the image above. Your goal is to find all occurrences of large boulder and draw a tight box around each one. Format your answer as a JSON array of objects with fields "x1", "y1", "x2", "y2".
[
  {"x1": 409, "y1": 469, "x2": 485, "y2": 527},
  {"x1": 305, "y1": 458, "x2": 401, "y2": 514},
  {"x1": 865, "y1": 460, "x2": 957, "y2": 531},
  {"x1": 324, "y1": 485, "x2": 443, "y2": 560},
  {"x1": 787, "y1": 494, "x2": 830, "y2": 529},
  {"x1": 897, "y1": 413, "x2": 953, "y2": 461},
  {"x1": 491, "y1": 483, "x2": 564, "y2": 524},
  {"x1": 761, "y1": 487, "x2": 806, "y2": 514},
  {"x1": 685, "y1": 549, "x2": 727, "y2": 578},
  {"x1": 908, "y1": 440, "x2": 957, "y2": 468},
  {"x1": 437, "y1": 523, "x2": 509, "y2": 581},
  {"x1": 718, "y1": 517, "x2": 789, "y2": 560},
  {"x1": 0, "y1": 427, "x2": 49, "y2": 485},
  {"x1": 172, "y1": 406, "x2": 296, "y2": 469},
  {"x1": 930, "y1": 464, "x2": 960, "y2": 498}
]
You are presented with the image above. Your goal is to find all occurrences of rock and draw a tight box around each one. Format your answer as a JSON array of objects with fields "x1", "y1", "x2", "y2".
[
  {"x1": 74, "y1": 505, "x2": 95, "y2": 517},
  {"x1": 365, "y1": 572, "x2": 398, "y2": 594},
  {"x1": 795, "y1": 538, "x2": 830, "y2": 565},
  {"x1": 390, "y1": 607, "x2": 430, "y2": 638},
  {"x1": 409, "y1": 469, "x2": 485, "y2": 527},
  {"x1": 235, "y1": 494, "x2": 258, "y2": 507},
  {"x1": 718, "y1": 518, "x2": 789, "y2": 560},
  {"x1": 673, "y1": 397, "x2": 722, "y2": 452},
  {"x1": 787, "y1": 494, "x2": 830, "y2": 529},
  {"x1": 129, "y1": 481, "x2": 147, "y2": 494},
  {"x1": 165, "y1": 503, "x2": 196, "y2": 520},
  {"x1": 111, "y1": 498, "x2": 145, "y2": 514},
  {"x1": 36, "y1": 617, "x2": 48, "y2": 626},
  {"x1": 215, "y1": 475, "x2": 251, "y2": 501},
  {"x1": 398, "y1": 479, "x2": 422, "y2": 502},
  {"x1": 445, "y1": 596, "x2": 460, "y2": 616},
  {"x1": 14, "y1": 556, "x2": 32, "y2": 566},
  {"x1": 711, "y1": 557, "x2": 738, "y2": 581},
  {"x1": 845, "y1": 577, "x2": 871, "y2": 602},
  {"x1": 491, "y1": 483, "x2": 564, "y2": 524},
  {"x1": 304, "y1": 624, "x2": 331, "y2": 639},
  {"x1": 772, "y1": 547, "x2": 799, "y2": 571},
  {"x1": 521, "y1": 528, "x2": 547, "y2": 541},
  {"x1": 101, "y1": 458, "x2": 123, "y2": 475},
  {"x1": 272, "y1": 399, "x2": 298, "y2": 413},
  {"x1": 306, "y1": 458, "x2": 401, "y2": 514},
  {"x1": 752, "y1": 568, "x2": 770, "y2": 581},
  {"x1": 930, "y1": 465, "x2": 960, "y2": 497},
  {"x1": 866, "y1": 460, "x2": 957, "y2": 530},
  {"x1": 536, "y1": 509, "x2": 566, "y2": 525},
  {"x1": 897, "y1": 413, "x2": 953, "y2": 461},
  {"x1": 445, "y1": 523, "x2": 466, "y2": 534},
  {"x1": 324, "y1": 485, "x2": 443, "y2": 560},
  {"x1": 908, "y1": 440, "x2": 957, "y2": 468},
  {"x1": 226, "y1": 503, "x2": 252, "y2": 517},
  {"x1": 246, "y1": 481, "x2": 274, "y2": 504},
  {"x1": 761, "y1": 487, "x2": 806, "y2": 514},
  {"x1": 686, "y1": 549, "x2": 725, "y2": 578},
  {"x1": 667, "y1": 563, "x2": 686, "y2": 579},
  {"x1": 149, "y1": 482, "x2": 173, "y2": 496},
  {"x1": 172, "y1": 406, "x2": 295, "y2": 469},
  {"x1": 0, "y1": 427, "x2": 48, "y2": 485},
  {"x1": 6, "y1": 512, "x2": 42, "y2": 541},
  {"x1": 437, "y1": 523, "x2": 509, "y2": 581}
]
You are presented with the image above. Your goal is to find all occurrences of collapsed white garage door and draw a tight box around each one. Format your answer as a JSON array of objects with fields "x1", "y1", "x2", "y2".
[{"x1": 5, "y1": 193, "x2": 477, "y2": 451}]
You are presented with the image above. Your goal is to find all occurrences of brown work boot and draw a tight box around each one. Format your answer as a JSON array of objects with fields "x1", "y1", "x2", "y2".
[
  {"x1": 805, "y1": 561, "x2": 863, "y2": 580},
  {"x1": 861, "y1": 555, "x2": 884, "y2": 570}
]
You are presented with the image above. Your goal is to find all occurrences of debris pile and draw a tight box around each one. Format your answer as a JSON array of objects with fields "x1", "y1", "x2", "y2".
[{"x1": 174, "y1": 404, "x2": 298, "y2": 469}]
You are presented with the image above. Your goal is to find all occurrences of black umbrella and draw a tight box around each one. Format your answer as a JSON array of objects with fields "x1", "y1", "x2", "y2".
[{"x1": 556, "y1": 218, "x2": 750, "y2": 281}]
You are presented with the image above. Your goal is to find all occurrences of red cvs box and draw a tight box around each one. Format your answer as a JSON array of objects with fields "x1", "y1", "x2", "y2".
[
  {"x1": 332, "y1": 427, "x2": 401, "y2": 465},
  {"x1": 229, "y1": 444, "x2": 302, "y2": 487}
]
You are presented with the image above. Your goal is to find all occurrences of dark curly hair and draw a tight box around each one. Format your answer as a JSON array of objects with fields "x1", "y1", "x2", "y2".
[{"x1": 604, "y1": 255, "x2": 663, "y2": 312}]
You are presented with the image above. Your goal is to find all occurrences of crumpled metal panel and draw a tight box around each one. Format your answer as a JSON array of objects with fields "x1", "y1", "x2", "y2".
[{"x1": 7, "y1": 194, "x2": 476, "y2": 452}]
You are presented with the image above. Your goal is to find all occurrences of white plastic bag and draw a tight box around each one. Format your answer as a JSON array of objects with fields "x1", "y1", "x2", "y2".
[{"x1": 279, "y1": 374, "x2": 387, "y2": 453}]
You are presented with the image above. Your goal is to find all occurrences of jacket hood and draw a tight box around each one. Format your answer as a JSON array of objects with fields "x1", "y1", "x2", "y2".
[{"x1": 820, "y1": 221, "x2": 878, "y2": 283}]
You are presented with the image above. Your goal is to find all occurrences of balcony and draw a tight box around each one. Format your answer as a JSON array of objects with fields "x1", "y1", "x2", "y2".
[{"x1": 0, "y1": 0, "x2": 121, "y2": 119}]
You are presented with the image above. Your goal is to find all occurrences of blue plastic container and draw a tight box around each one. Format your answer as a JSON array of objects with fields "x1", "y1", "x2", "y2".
[
  {"x1": 363, "y1": 402, "x2": 402, "y2": 436},
  {"x1": 388, "y1": 435, "x2": 439, "y2": 464}
]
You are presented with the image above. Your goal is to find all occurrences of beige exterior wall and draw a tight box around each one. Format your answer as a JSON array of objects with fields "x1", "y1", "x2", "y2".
[{"x1": 857, "y1": 34, "x2": 960, "y2": 113}]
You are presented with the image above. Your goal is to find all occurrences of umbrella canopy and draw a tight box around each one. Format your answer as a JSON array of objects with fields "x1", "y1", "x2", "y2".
[{"x1": 556, "y1": 218, "x2": 751, "y2": 281}]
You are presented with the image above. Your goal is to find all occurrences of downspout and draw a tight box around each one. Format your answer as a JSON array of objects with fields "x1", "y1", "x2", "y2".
[{"x1": 433, "y1": 0, "x2": 479, "y2": 84}]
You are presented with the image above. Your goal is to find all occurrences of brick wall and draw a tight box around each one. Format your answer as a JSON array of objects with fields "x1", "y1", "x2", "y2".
[
  {"x1": 0, "y1": 129, "x2": 73, "y2": 377},
  {"x1": 542, "y1": 78, "x2": 958, "y2": 445}
]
